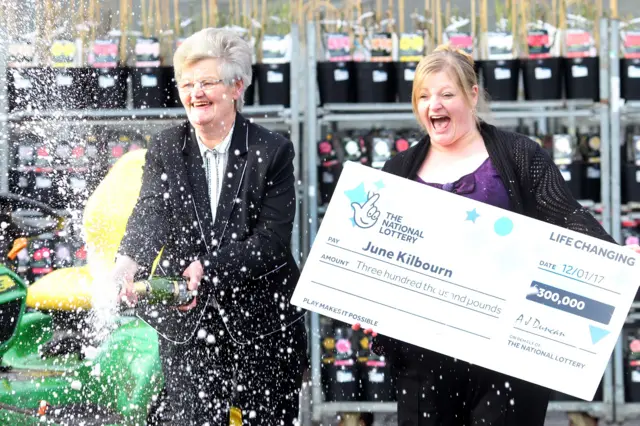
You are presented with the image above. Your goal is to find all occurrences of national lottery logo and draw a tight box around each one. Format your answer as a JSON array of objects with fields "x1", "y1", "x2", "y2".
[
  {"x1": 344, "y1": 180, "x2": 385, "y2": 229},
  {"x1": 351, "y1": 192, "x2": 381, "y2": 229},
  {"x1": 344, "y1": 178, "x2": 425, "y2": 244}
]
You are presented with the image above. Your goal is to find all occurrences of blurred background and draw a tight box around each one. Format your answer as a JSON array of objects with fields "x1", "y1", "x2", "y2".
[{"x1": 1, "y1": 1, "x2": 640, "y2": 425}]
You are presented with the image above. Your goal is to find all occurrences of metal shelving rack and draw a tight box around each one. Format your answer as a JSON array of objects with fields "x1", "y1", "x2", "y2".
[
  {"x1": 611, "y1": 15, "x2": 640, "y2": 424},
  {"x1": 302, "y1": 18, "x2": 619, "y2": 424}
]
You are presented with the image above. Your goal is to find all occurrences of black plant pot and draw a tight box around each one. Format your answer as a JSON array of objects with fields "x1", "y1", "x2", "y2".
[
  {"x1": 325, "y1": 361, "x2": 361, "y2": 402},
  {"x1": 317, "y1": 61, "x2": 356, "y2": 104},
  {"x1": 563, "y1": 56, "x2": 599, "y2": 101},
  {"x1": 621, "y1": 58, "x2": 640, "y2": 101},
  {"x1": 362, "y1": 361, "x2": 394, "y2": 402},
  {"x1": 354, "y1": 62, "x2": 396, "y2": 103},
  {"x1": 50, "y1": 67, "x2": 93, "y2": 110},
  {"x1": 558, "y1": 162, "x2": 584, "y2": 200},
  {"x1": 582, "y1": 163, "x2": 601, "y2": 202},
  {"x1": 624, "y1": 163, "x2": 640, "y2": 203},
  {"x1": 256, "y1": 63, "x2": 290, "y2": 107},
  {"x1": 474, "y1": 60, "x2": 482, "y2": 79},
  {"x1": 243, "y1": 64, "x2": 258, "y2": 107},
  {"x1": 165, "y1": 67, "x2": 181, "y2": 108},
  {"x1": 393, "y1": 61, "x2": 418, "y2": 103},
  {"x1": 131, "y1": 66, "x2": 174, "y2": 109},
  {"x1": 479, "y1": 59, "x2": 520, "y2": 101},
  {"x1": 7, "y1": 67, "x2": 55, "y2": 112},
  {"x1": 522, "y1": 57, "x2": 563, "y2": 100},
  {"x1": 87, "y1": 67, "x2": 129, "y2": 109}
]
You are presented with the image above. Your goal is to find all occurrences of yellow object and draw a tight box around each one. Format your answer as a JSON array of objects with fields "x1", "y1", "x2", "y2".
[
  {"x1": 0, "y1": 275, "x2": 16, "y2": 292},
  {"x1": 229, "y1": 407, "x2": 242, "y2": 425},
  {"x1": 26, "y1": 149, "x2": 162, "y2": 311}
]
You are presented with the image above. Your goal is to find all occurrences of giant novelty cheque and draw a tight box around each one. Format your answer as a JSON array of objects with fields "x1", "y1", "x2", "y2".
[{"x1": 291, "y1": 161, "x2": 640, "y2": 401}]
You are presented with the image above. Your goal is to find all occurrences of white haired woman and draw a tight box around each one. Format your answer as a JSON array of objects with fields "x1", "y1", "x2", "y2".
[{"x1": 113, "y1": 28, "x2": 308, "y2": 424}]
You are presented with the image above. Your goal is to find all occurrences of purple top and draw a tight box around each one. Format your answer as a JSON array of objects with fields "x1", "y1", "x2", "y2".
[{"x1": 416, "y1": 157, "x2": 511, "y2": 210}]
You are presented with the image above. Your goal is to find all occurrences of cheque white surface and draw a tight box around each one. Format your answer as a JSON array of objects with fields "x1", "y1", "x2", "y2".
[{"x1": 291, "y1": 161, "x2": 640, "y2": 401}]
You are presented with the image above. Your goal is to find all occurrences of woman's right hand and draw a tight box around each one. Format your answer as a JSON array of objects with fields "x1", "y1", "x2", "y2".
[
  {"x1": 352, "y1": 322, "x2": 378, "y2": 337},
  {"x1": 118, "y1": 278, "x2": 137, "y2": 307},
  {"x1": 112, "y1": 255, "x2": 139, "y2": 307}
]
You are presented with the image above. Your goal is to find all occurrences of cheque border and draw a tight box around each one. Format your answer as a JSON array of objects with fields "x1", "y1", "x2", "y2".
[{"x1": 311, "y1": 280, "x2": 492, "y2": 339}]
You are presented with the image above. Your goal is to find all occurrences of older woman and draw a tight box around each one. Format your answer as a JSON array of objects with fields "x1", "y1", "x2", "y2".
[
  {"x1": 354, "y1": 44, "x2": 630, "y2": 425},
  {"x1": 113, "y1": 28, "x2": 307, "y2": 424}
]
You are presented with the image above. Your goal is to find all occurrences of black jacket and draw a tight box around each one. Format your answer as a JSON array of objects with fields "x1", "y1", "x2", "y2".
[
  {"x1": 374, "y1": 120, "x2": 616, "y2": 357},
  {"x1": 119, "y1": 112, "x2": 305, "y2": 342}
]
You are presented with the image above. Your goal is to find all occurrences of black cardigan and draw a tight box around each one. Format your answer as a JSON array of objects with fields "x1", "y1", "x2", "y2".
[{"x1": 373, "y1": 121, "x2": 617, "y2": 358}]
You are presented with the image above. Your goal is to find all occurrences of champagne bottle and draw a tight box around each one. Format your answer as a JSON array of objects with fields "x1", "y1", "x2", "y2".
[{"x1": 131, "y1": 277, "x2": 193, "y2": 306}]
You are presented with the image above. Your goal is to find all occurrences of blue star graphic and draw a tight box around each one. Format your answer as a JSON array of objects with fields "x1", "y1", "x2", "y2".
[
  {"x1": 466, "y1": 208, "x2": 480, "y2": 223},
  {"x1": 344, "y1": 182, "x2": 369, "y2": 205},
  {"x1": 374, "y1": 179, "x2": 385, "y2": 190}
]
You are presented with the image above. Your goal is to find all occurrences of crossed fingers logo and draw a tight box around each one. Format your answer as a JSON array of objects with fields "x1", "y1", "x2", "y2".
[{"x1": 350, "y1": 191, "x2": 381, "y2": 229}]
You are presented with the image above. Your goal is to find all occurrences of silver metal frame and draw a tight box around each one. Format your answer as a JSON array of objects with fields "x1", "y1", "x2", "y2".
[
  {"x1": 7, "y1": 105, "x2": 290, "y2": 122},
  {"x1": 304, "y1": 18, "x2": 619, "y2": 424}
]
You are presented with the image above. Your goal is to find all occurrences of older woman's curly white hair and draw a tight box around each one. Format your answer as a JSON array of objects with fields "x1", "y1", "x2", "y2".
[{"x1": 173, "y1": 28, "x2": 253, "y2": 111}]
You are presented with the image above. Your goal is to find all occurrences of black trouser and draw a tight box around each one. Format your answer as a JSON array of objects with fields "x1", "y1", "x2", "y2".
[
  {"x1": 150, "y1": 308, "x2": 308, "y2": 425},
  {"x1": 394, "y1": 344, "x2": 550, "y2": 426}
]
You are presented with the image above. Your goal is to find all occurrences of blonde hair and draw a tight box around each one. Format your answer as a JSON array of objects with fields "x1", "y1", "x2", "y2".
[
  {"x1": 411, "y1": 44, "x2": 485, "y2": 128},
  {"x1": 173, "y1": 28, "x2": 253, "y2": 112}
]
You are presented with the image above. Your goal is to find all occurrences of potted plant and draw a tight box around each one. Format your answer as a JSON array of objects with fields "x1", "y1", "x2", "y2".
[
  {"x1": 226, "y1": 0, "x2": 261, "y2": 107},
  {"x1": 6, "y1": 0, "x2": 86, "y2": 112},
  {"x1": 620, "y1": 14, "x2": 640, "y2": 101},
  {"x1": 85, "y1": 0, "x2": 131, "y2": 109},
  {"x1": 46, "y1": 0, "x2": 97, "y2": 112},
  {"x1": 520, "y1": 0, "x2": 564, "y2": 100},
  {"x1": 131, "y1": 0, "x2": 176, "y2": 109},
  {"x1": 6, "y1": 34, "x2": 45, "y2": 112},
  {"x1": 351, "y1": 0, "x2": 397, "y2": 103},
  {"x1": 562, "y1": 0, "x2": 600, "y2": 101},
  {"x1": 316, "y1": 1, "x2": 357, "y2": 105},
  {"x1": 243, "y1": 12, "x2": 261, "y2": 107},
  {"x1": 477, "y1": 0, "x2": 520, "y2": 101},
  {"x1": 254, "y1": 1, "x2": 292, "y2": 106},
  {"x1": 392, "y1": 0, "x2": 428, "y2": 104}
]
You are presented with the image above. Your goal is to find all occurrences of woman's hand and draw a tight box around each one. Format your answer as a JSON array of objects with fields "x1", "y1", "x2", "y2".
[
  {"x1": 352, "y1": 322, "x2": 377, "y2": 337},
  {"x1": 178, "y1": 260, "x2": 203, "y2": 311},
  {"x1": 113, "y1": 255, "x2": 139, "y2": 307}
]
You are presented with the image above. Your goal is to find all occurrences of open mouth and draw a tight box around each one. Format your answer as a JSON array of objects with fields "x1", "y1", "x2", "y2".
[
  {"x1": 430, "y1": 115, "x2": 451, "y2": 132},
  {"x1": 192, "y1": 101, "x2": 212, "y2": 109}
]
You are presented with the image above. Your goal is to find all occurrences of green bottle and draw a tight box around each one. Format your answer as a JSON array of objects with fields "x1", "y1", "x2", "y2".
[{"x1": 132, "y1": 277, "x2": 194, "y2": 306}]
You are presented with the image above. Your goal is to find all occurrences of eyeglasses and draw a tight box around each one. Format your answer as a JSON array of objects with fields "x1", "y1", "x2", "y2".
[{"x1": 177, "y1": 79, "x2": 224, "y2": 92}]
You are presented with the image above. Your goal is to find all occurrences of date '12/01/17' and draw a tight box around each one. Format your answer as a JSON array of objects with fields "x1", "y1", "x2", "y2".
[{"x1": 538, "y1": 260, "x2": 605, "y2": 285}]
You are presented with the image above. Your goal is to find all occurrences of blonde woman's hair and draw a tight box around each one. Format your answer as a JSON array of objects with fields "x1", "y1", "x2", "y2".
[
  {"x1": 173, "y1": 28, "x2": 253, "y2": 112},
  {"x1": 411, "y1": 44, "x2": 486, "y2": 128}
]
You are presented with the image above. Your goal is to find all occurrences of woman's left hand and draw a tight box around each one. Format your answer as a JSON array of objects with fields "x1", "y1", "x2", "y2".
[
  {"x1": 178, "y1": 260, "x2": 203, "y2": 311},
  {"x1": 626, "y1": 243, "x2": 640, "y2": 254}
]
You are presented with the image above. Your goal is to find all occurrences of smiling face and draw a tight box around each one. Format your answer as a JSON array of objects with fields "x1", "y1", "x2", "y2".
[
  {"x1": 416, "y1": 69, "x2": 478, "y2": 148},
  {"x1": 177, "y1": 58, "x2": 243, "y2": 129}
]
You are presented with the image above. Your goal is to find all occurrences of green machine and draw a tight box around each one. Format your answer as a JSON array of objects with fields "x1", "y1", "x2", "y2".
[{"x1": 0, "y1": 151, "x2": 165, "y2": 425}]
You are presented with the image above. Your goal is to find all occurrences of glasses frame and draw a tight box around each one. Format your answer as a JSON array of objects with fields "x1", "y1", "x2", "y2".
[{"x1": 177, "y1": 78, "x2": 225, "y2": 93}]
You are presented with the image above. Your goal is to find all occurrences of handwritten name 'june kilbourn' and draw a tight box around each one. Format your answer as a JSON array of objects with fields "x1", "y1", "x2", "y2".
[{"x1": 362, "y1": 240, "x2": 453, "y2": 278}]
